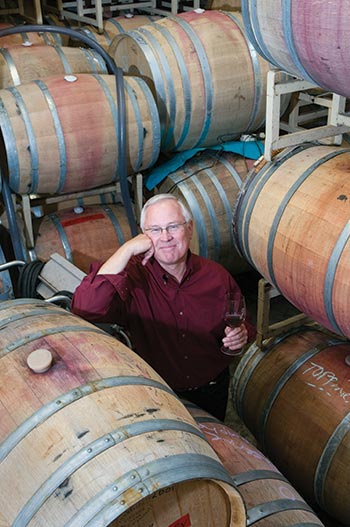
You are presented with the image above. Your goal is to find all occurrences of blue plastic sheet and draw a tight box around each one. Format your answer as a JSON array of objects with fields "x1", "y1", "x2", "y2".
[{"x1": 145, "y1": 140, "x2": 264, "y2": 190}]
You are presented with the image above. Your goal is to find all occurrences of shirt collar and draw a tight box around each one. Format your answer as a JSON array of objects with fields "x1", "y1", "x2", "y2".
[{"x1": 148, "y1": 250, "x2": 193, "y2": 284}]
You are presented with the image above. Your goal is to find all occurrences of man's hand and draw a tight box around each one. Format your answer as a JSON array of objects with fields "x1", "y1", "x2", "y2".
[
  {"x1": 222, "y1": 324, "x2": 248, "y2": 352},
  {"x1": 97, "y1": 234, "x2": 154, "y2": 275}
]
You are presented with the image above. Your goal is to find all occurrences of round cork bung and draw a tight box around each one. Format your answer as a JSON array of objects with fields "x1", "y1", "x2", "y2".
[{"x1": 27, "y1": 349, "x2": 53, "y2": 373}]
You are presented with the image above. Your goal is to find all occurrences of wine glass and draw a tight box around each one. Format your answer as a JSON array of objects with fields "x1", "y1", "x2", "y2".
[{"x1": 221, "y1": 292, "x2": 246, "y2": 356}]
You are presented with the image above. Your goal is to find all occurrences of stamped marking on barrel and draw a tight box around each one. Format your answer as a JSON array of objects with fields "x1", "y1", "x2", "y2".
[
  {"x1": 168, "y1": 512, "x2": 191, "y2": 527},
  {"x1": 302, "y1": 361, "x2": 350, "y2": 403}
]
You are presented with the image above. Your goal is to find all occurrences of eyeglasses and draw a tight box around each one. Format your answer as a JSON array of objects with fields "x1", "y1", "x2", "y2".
[{"x1": 144, "y1": 221, "x2": 187, "y2": 236}]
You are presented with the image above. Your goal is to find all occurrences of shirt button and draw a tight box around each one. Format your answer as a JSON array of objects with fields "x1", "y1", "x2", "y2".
[
  {"x1": 182, "y1": 333, "x2": 185, "y2": 338},
  {"x1": 186, "y1": 375, "x2": 190, "y2": 379},
  {"x1": 179, "y1": 311, "x2": 183, "y2": 316},
  {"x1": 184, "y1": 355, "x2": 188, "y2": 359}
]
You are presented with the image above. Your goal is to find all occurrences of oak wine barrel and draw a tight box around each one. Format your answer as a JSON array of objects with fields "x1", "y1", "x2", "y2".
[
  {"x1": 233, "y1": 144, "x2": 350, "y2": 339},
  {"x1": 184, "y1": 401, "x2": 325, "y2": 526},
  {"x1": 232, "y1": 327, "x2": 350, "y2": 525},
  {"x1": 34, "y1": 203, "x2": 134, "y2": 273},
  {"x1": 0, "y1": 298, "x2": 246, "y2": 527},
  {"x1": 0, "y1": 22, "x2": 62, "y2": 47},
  {"x1": 69, "y1": 25, "x2": 113, "y2": 50},
  {"x1": 241, "y1": 0, "x2": 350, "y2": 98},
  {"x1": 105, "y1": 14, "x2": 162, "y2": 39},
  {"x1": 0, "y1": 45, "x2": 107, "y2": 88},
  {"x1": 112, "y1": 10, "x2": 271, "y2": 152},
  {"x1": 159, "y1": 150, "x2": 254, "y2": 274},
  {"x1": 0, "y1": 73, "x2": 160, "y2": 194}
]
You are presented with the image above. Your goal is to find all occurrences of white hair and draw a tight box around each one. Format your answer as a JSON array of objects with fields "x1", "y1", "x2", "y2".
[{"x1": 140, "y1": 194, "x2": 192, "y2": 231}]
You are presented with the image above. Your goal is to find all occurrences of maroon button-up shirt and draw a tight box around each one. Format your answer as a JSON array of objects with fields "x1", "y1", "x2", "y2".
[{"x1": 71, "y1": 251, "x2": 256, "y2": 390}]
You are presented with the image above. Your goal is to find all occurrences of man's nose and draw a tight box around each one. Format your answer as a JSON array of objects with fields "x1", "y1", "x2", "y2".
[{"x1": 160, "y1": 227, "x2": 172, "y2": 239}]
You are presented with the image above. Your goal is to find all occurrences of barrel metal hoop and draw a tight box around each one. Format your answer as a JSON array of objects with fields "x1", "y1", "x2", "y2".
[
  {"x1": 191, "y1": 174, "x2": 221, "y2": 261},
  {"x1": 266, "y1": 148, "x2": 349, "y2": 307},
  {"x1": 127, "y1": 30, "x2": 168, "y2": 140},
  {"x1": 0, "y1": 246, "x2": 13, "y2": 299},
  {"x1": 171, "y1": 171, "x2": 208, "y2": 257},
  {"x1": 53, "y1": 45, "x2": 72, "y2": 74},
  {"x1": 102, "y1": 205, "x2": 125, "y2": 244},
  {"x1": 124, "y1": 79, "x2": 143, "y2": 171},
  {"x1": 131, "y1": 76, "x2": 161, "y2": 168},
  {"x1": 0, "y1": 48, "x2": 21, "y2": 86},
  {"x1": 247, "y1": 498, "x2": 315, "y2": 526},
  {"x1": 232, "y1": 342, "x2": 267, "y2": 420},
  {"x1": 0, "y1": 306, "x2": 69, "y2": 331},
  {"x1": 169, "y1": 16, "x2": 213, "y2": 148},
  {"x1": 8, "y1": 85, "x2": 39, "y2": 193},
  {"x1": 92, "y1": 74, "x2": 120, "y2": 182},
  {"x1": 0, "y1": 97, "x2": 20, "y2": 191},
  {"x1": 48, "y1": 212, "x2": 72, "y2": 261},
  {"x1": 151, "y1": 23, "x2": 192, "y2": 150},
  {"x1": 0, "y1": 376, "x2": 176, "y2": 464},
  {"x1": 231, "y1": 327, "x2": 329, "y2": 421},
  {"x1": 258, "y1": 340, "x2": 342, "y2": 450},
  {"x1": 35, "y1": 78, "x2": 67, "y2": 193},
  {"x1": 225, "y1": 12, "x2": 262, "y2": 131},
  {"x1": 107, "y1": 18, "x2": 125, "y2": 33},
  {"x1": 66, "y1": 453, "x2": 233, "y2": 527},
  {"x1": 206, "y1": 153, "x2": 243, "y2": 249},
  {"x1": 237, "y1": 145, "x2": 308, "y2": 270},
  {"x1": 207, "y1": 151, "x2": 242, "y2": 188},
  {"x1": 241, "y1": 0, "x2": 280, "y2": 68},
  {"x1": 83, "y1": 48, "x2": 108, "y2": 74},
  {"x1": 3, "y1": 324, "x2": 107, "y2": 354},
  {"x1": 231, "y1": 469, "x2": 288, "y2": 487},
  {"x1": 324, "y1": 222, "x2": 349, "y2": 334},
  {"x1": 281, "y1": 0, "x2": 316, "y2": 83},
  {"x1": 12, "y1": 420, "x2": 206, "y2": 527},
  {"x1": 138, "y1": 26, "x2": 176, "y2": 150},
  {"x1": 0, "y1": 298, "x2": 57, "y2": 310},
  {"x1": 314, "y1": 412, "x2": 350, "y2": 509},
  {"x1": 205, "y1": 167, "x2": 235, "y2": 250},
  {"x1": 21, "y1": 31, "x2": 29, "y2": 43}
]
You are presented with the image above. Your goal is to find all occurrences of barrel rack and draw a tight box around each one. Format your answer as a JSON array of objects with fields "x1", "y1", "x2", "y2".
[
  {"x1": 0, "y1": 0, "x2": 43, "y2": 23},
  {"x1": 41, "y1": 0, "x2": 201, "y2": 31},
  {"x1": 264, "y1": 69, "x2": 350, "y2": 161},
  {"x1": 256, "y1": 278, "x2": 312, "y2": 350}
]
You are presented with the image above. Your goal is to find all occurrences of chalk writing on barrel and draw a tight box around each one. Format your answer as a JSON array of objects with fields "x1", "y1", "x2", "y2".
[{"x1": 302, "y1": 361, "x2": 350, "y2": 403}]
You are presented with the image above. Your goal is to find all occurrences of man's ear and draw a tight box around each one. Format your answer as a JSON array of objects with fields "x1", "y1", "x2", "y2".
[{"x1": 187, "y1": 219, "x2": 194, "y2": 240}]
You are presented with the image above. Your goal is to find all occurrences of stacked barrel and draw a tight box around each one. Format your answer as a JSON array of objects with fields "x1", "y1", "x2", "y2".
[
  {"x1": 0, "y1": 14, "x2": 165, "y2": 274},
  {"x1": 230, "y1": 2, "x2": 350, "y2": 526},
  {"x1": 0, "y1": 7, "x2": 279, "y2": 277},
  {"x1": 0, "y1": 299, "x2": 246, "y2": 526},
  {"x1": 0, "y1": 3, "x2": 348, "y2": 526}
]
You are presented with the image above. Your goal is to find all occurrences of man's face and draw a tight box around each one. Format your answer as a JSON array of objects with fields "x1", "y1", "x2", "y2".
[{"x1": 143, "y1": 199, "x2": 193, "y2": 267}]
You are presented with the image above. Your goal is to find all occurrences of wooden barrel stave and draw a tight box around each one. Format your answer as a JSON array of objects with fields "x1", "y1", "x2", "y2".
[
  {"x1": 0, "y1": 45, "x2": 108, "y2": 88},
  {"x1": 0, "y1": 22, "x2": 62, "y2": 47},
  {"x1": 34, "y1": 203, "x2": 134, "y2": 273},
  {"x1": 242, "y1": 1, "x2": 350, "y2": 98},
  {"x1": 0, "y1": 299, "x2": 245, "y2": 527},
  {"x1": 112, "y1": 10, "x2": 270, "y2": 152},
  {"x1": 233, "y1": 144, "x2": 350, "y2": 339},
  {"x1": 232, "y1": 327, "x2": 350, "y2": 524},
  {"x1": 185, "y1": 401, "x2": 326, "y2": 526},
  {"x1": 0, "y1": 74, "x2": 160, "y2": 194},
  {"x1": 105, "y1": 14, "x2": 162, "y2": 38}
]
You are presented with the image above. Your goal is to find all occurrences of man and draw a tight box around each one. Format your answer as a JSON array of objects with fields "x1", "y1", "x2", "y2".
[{"x1": 71, "y1": 194, "x2": 256, "y2": 420}]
